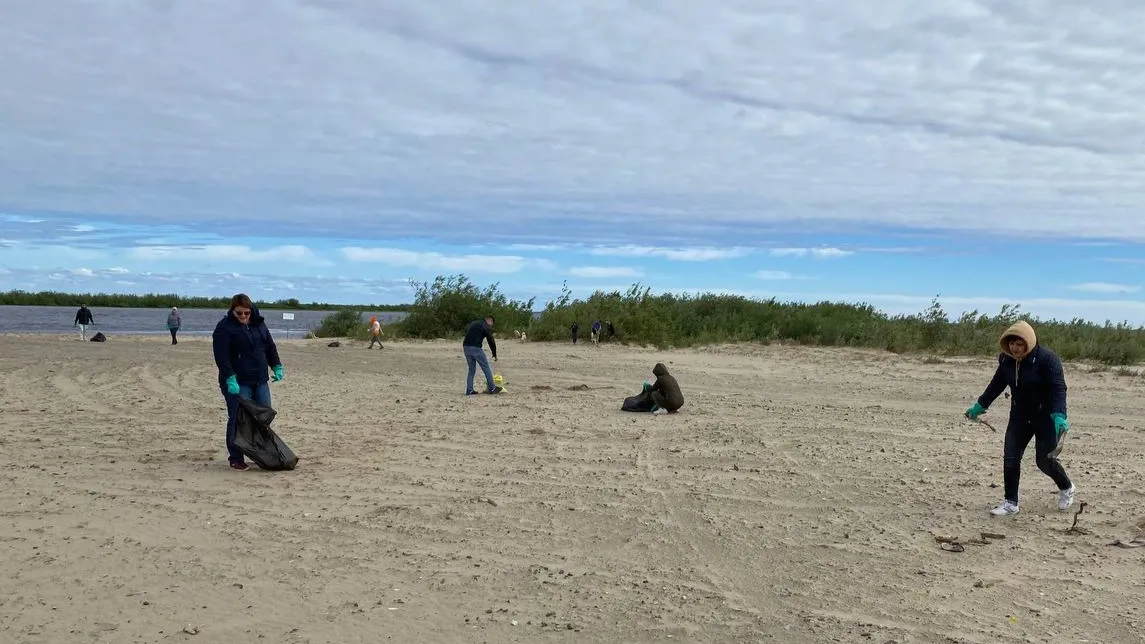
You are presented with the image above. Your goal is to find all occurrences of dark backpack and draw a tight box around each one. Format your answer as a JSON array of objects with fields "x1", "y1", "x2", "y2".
[{"x1": 90, "y1": 332, "x2": 107, "y2": 342}]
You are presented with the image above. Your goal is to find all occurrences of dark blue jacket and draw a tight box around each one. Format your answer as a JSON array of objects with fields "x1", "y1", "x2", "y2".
[
  {"x1": 212, "y1": 306, "x2": 282, "y2": 386},
  {"x1": 977, "y1": 343, "x2": 1067, "y2": 424},
  {"x1": 462, "y1": 319, "x2": 497, "y2": 359}
]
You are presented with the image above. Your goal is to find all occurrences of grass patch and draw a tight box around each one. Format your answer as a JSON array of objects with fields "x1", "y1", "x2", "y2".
[{"x1": 140, "y1": 274, "x2": 1145, "y2": 367}]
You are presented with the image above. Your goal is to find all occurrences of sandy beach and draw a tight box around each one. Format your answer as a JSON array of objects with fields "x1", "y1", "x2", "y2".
[{"x1": 2, "y1": 333, "x2": 1144, "y2": 643}]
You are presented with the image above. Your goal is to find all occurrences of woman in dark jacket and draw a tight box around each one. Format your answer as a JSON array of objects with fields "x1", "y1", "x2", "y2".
[
  {"x1": 965, "y1": 320, "x2": 1075, "y2": 516},
  {"x1": 212, "y1": 293, "x2": 284, "y2": 470}
]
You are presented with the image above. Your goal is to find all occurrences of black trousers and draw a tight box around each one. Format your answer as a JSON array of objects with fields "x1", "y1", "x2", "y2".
[
  {"x1": 170, "y1": 328, "x2": 178, "y2": 344},
  {"x1": 1003, "y1": 416, "x2": 1071, "y2": 503}
]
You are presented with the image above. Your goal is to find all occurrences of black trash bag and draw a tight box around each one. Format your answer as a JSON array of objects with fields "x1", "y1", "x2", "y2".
[
  {"x1": 90, "y1": 332, "x2": 107, "y2": 342},
  {"x1": 233, "y1": 397, "x2": 299, "y2": 470},
  {"x1": 621, "y1": 385, "x2": 656, "y2": 412}
]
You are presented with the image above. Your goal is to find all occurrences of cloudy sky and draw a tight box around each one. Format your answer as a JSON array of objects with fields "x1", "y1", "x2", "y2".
[{"x1": 2, "y1": 1, "x2": 1145, "y2": 322}]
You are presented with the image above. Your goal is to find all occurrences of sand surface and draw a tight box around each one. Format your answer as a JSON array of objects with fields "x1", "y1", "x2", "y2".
[{"x1": 2, "y1": 333, "x2": 1144, "y2": 643}]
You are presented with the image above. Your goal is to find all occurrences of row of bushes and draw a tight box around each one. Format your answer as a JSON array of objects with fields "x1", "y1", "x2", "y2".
[{"x1": 308, "y1": 275, "x2": 1145, "y2": 365}]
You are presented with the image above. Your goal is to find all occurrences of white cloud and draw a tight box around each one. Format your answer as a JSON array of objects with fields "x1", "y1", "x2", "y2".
[
  {"x1": 129, "y1": 244, "x2": 320, "y2": 263},
  {"x1": 568, "y1": 266, "x2": 644, "y2": 278},
  {"x1": 1101, "y1": 257, "x2": 1145, "y2": 266},
  {"x1": 588, "y1": 245, "x2": 752, "y2": 261},
  {"x1": 857, "y1": 246, "x2": 926, "y2": 254},
  {"x1": 3, "y1": 3, "x2": 1145, "y2": 246},
  {"x1": 69, "y1": 224, "x2": 96, "y2": 232},
  {"x1": 104, "y1": 267, "x2": 130, "y2": 274},
  {"x1": 769, "y1": 247, "x2": 854, "y2": 259},
  {"x1": 1065, "y1": 282, "x2": 1140, "y2": 294},
  {"x1": 71, "y1": 267, "x2": 94, "y2": 277},
  {"x1": 754, "y1": 270, "x2": 802, "y2": 280},
  {"x1": 508, "y1": 243, "x2": 563, "y2": 251},
  {"x1": 341, "y1": 247, "x2": 556, "y2": 274}
]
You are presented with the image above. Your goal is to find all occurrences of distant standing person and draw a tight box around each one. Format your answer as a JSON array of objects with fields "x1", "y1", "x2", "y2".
[
  {"x1": 591, "y1": 320, "x2": 602, "y2": 345},
  {"x1": 964, "y1": 320, "x2": 1076, "y2": 516},
  {"x1": 462, "y1": 315, "x2": 503, "y2": 395},
  {"x1": 166, "y1": 306, "x2": 182, "y2": 345},
  {"x1": 212, "y1": 293, "x2": 285, "y2": 471},
  {"x1": 74, "y1": 304, "x2": 94, "y2": 341},
  {"x1": 368, "y1": 315, "x2": 384, "y2": 349},
  {"x1": 570, "y1": 321, "x2": 579, "y2": 344}
]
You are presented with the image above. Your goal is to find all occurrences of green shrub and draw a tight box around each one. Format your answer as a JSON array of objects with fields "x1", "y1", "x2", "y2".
[
  {"x1": 524, "y1": 286, "x2": 1145, "y2": 365},
  {"x1": 309, "y1": 309, "x2": 369, "y2": 339},
  {"x1": 393, "y1": 274, "x2": 534, "y2": 339}
]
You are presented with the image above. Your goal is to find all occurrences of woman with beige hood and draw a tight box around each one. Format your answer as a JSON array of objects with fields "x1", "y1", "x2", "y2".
[{"x1": 965, "y1": 320, "x2": 1076, "y2": 516}]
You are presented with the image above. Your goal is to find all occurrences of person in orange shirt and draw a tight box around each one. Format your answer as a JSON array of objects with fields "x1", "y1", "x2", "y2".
[{"x1": 368, "y1": 315, "x2": 384, "y2": 349}]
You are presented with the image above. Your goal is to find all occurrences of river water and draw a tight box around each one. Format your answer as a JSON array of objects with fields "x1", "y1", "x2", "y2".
[{"x1": 0, "y1": 305, "x2": 409, "y2": 338}]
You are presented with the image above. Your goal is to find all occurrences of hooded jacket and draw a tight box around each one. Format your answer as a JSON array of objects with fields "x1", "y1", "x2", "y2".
[
  {"x1": 976, "y1": 320, "x2": 1066, "y2": 422},
  {"x1": 166, "y1": 309, "x2": 181, "y2": 330},
  {"x1": 212, "y1": 305, "x2": 282, "y2": 386},
  {"x1": 650, "y1": 362, "x2": 684, "y2": 411}
]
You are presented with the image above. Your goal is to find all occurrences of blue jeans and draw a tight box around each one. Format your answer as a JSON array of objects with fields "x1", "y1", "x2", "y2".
[
  {"x1": 464, "y1": 346, "x2": 495, "y2": 393},
  {"x1": 221, "y1": 381, "x2": 271, "y2": 463}
]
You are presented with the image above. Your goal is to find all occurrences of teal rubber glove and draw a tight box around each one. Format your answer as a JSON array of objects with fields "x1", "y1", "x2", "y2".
[
  {"x1": 965, "y1": 401, "x2": 986, "y2": 420},
  {"x1": 225, "y1": 374, "x2": 240, "y2": 395},
  {"x1": 642, "y1": 380, "x2": 651, "y2": 392},
  {"x1": 272, "y1": 365, "x2": 284, "y2": 382},
  {"x1": 1052, "y1": 413, "x2": 1069, "y2": 437}
]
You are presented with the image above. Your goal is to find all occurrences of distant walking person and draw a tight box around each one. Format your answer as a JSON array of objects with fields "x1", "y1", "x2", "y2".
[
  {"x1": 166, "y1": 306, "x2": 182, "y2": 345},
  {"x1": 74, "y1": 304, "x2": 94, "y2": 341},
  {"x1": 212, "y1": 293, "x2": 285, "y2": 471},
  {"x1": 368, "y1": 315, "x2": 384, "y2": 349},
  {"x1": 462, "y1": 315, "x2": 503, "y2": 395},
  {"x1": 570, "y1": 321, "x2": 579, "y2": 344},
  {"x1": 964, "y1": 320, "x2": 1076, "y2": 516}
]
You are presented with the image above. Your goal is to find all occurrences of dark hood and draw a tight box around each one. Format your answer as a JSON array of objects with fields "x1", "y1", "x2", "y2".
[{"x1": 653, "y1": 362, "x2": 669, "y2": 376}]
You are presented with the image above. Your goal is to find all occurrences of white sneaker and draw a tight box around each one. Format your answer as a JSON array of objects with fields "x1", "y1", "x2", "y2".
[
  {"x1": 1058, "y1": 485, "x2": 1076, "y2": 511},
  {"x1": 651, "y1": 408, "x2": 668, "y2": 416},
  {"x1": 990, "y1": 500, "x2": 1020, "y2": 516}
]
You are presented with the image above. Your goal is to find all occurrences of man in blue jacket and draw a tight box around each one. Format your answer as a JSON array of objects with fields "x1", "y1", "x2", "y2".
[
  {"x1": 212, "y1": 294, "x2": 285, "y2": 470},
  {"x1": 463, "y1": 315, "x2": 503, "y2": 395},
  {"x1": 965, "y1": 320, "x2": 1075, "y2": 516}
]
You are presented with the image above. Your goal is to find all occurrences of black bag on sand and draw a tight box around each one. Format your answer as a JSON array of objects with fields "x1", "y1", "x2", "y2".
[
  {"x1": 90, "y1": 332, "x2": 107, "y2": 342},
  {"x1": 234, "y1": 397, "x2": 299, "y2": 470},
  {"x1": 621, "y1": 386, "x2": 656, "y2": 412}
]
